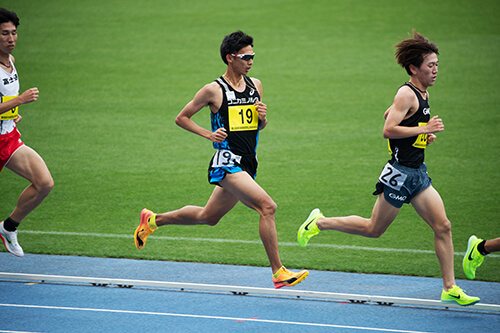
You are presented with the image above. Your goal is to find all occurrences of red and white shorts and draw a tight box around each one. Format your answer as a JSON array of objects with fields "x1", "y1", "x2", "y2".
[{"x1": 0, "y1": 127, "x2": 24, "y2": 172}]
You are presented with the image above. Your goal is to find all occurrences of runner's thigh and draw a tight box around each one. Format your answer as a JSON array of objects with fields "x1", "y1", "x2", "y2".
[
  {"x1": 219, "y1": 172, "x2": 272, "y2": 212},
  {"x1": 411, "y1": 186, "x2": 448, "y2": 228},
  {"x1": 202, "y1": 185, "x2": 239, "y2": 221},
  {"x1": 6, "y1": 145, "x2": 51, "y2": 184}
]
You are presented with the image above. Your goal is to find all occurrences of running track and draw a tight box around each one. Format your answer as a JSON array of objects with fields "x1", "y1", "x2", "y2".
[{"x1": 0, "y1": 253, "x2": 498, "y2": 332}]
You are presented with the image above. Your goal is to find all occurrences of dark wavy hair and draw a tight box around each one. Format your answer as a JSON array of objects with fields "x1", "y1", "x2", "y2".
[
  {"x1": 395, "y1": 30, "x2": 438, "y2": 75},
  {"x1": 220, "y1": 30, "x2": 253, "y2": 65},
  {"x1": 0, "y1": 8, "x2": 20, "y2": 27}
]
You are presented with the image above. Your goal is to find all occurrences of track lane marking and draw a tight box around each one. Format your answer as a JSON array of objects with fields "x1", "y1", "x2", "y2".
[{"x1": 0, "y1": 303, "x2": 434, "y2": 333}]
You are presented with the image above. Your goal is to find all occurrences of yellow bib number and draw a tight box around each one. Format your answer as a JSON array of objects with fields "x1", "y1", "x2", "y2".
[
  {"x1": 412, "y1": 122, "x2": 428, "y2": 149},
  {"x1": 228, "y1": 105, "x2": 258, "y2": 131},
  {"x1": 0, "y1": 96, "x2": 19, "y2": 121}
]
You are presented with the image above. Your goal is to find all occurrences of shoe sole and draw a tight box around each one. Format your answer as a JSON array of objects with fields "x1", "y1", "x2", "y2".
[{"x1": 441, "y1": 299, "x2": 480, "y2": 307}]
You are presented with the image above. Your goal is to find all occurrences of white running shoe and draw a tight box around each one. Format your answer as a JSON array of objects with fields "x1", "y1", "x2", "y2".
[{"x1": 0, "y1": 222, "x2": 24, "y2": 257}]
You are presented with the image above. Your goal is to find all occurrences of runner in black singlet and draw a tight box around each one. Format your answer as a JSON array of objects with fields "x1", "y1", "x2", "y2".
[
  {"x1": 388, "y1": 82, "x2": 431, "y2": 168},
  {"x1": 134, "y1": 30, "x2": 309, "y2": 289},
  {"x1": 297, "y1": 30, "x2": 480, "y2": 306}
]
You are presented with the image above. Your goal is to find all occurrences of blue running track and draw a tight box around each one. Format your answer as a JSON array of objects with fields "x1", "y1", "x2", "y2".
[{"x1": 0, "y1": 253, "x2": 498, "y2": 332}]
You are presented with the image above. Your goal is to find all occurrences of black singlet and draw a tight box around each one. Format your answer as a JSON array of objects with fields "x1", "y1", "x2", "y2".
[{"x1": 388, "y1": 83, "x2": 431, "y2": 168}]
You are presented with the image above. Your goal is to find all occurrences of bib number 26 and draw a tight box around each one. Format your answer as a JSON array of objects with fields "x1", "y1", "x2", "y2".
[{"x1": 378, "y1": 163, "x2": 407, "y2": 191}]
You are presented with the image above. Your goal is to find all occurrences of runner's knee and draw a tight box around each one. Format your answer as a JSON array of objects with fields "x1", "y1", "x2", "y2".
[
  {"x1": 365, "y1": 227, "x2": 384, "y2": 238},
  {"x1": 199, "y1": 211, "x2": 222, "y2": 227},
  {"x1": 205, "y1": 217, "x2": 221, "y2": 227},
  {"x1": 363, "y1": 220, "x2": 386, "y2": 238},
  {"x1": 35, "y1": 173, "x2": 54, "y2": 197},
  {"x1": 432, "y1": 218, "x2": 452, "y2": 236},
  {"x1": 259, "y1": 197, "x2": 277, "y2": 218}
]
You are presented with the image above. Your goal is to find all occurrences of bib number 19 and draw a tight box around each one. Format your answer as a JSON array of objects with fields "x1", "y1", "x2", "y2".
[{"x1": 228, "y1": 105, "x2": 258, "y2": 131}]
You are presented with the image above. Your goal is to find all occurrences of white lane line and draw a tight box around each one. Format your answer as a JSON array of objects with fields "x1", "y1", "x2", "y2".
[
  {"x1": 0, "y1": 303, "x2": 433, "y2": 333},
  {"x1": 0, "y1": 330, "x2": 43, "y2": 333},
  {"x1": 20, "y1": 230, "x2": 500, "y2": 257}
]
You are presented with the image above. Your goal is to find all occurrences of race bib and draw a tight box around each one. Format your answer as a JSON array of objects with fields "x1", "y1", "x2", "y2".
[
  {"x1": 228, "y1": 105, "x2": 258, "y2": 132},
  {"x1": 412, "y1": 122, "x2": 428, "y2": 149},
  {"x1": 212, "y1": 149, "x2": 242, "y2": 168},
  {"x1": 0, "y1": 96, "x2": 19, "y2": 120},
  {"x1": 378, "y1": 163, "x2": 408, "y2": 191}
]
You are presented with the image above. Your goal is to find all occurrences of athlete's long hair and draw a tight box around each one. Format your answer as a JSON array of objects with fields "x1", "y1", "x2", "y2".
[{"x1": 395, "y1": 30, "x2": 438, "y2": 75}]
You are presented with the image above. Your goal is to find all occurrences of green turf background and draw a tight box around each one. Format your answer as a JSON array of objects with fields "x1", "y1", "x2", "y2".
[{"x1": 1, "y1": 0, "x2": 499, "y2": 282}]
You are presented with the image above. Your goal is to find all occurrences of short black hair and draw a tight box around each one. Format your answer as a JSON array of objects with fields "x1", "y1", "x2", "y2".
[
  {"x1": 220, "y1": 30, "x2": 253, "y2": 64},
  {"x1": 0, "y1": 8, "x2": 20, "y2": 27}
]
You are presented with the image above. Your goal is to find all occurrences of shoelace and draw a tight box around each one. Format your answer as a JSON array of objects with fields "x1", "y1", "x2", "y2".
[{"x1": 453, "y1": 287, "x2": 470, "y2": 296}]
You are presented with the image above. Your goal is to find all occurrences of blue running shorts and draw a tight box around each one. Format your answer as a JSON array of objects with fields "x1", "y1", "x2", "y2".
[{"x1": 373, "y1": 161, "x2": 432, "y2": 208}]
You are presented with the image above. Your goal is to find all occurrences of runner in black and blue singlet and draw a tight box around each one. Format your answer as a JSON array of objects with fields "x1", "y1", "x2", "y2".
[
  {"x1": 209, "y1": 75, "x2": 261, "y2": 184},
  {"x1": 134, "y1": 30, "x2": 309, "y2": 289}
]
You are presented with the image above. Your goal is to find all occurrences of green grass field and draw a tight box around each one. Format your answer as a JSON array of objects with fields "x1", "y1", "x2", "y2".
[{"x1": 2, "y1": 0, "x2": 499, "y2": 282}]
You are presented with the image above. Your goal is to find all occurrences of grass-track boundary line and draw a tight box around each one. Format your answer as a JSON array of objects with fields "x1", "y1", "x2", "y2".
[{"x1": 20, "y1": 230, "x2": 499, "y2": 258}]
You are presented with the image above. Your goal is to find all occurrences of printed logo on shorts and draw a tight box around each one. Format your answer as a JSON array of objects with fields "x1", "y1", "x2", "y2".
[{"x1": 389, "y1": 193, "x2": 407, "y2": 202}]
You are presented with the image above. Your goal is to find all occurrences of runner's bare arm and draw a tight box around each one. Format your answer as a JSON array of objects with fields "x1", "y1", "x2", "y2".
[
  {"x1": 0, "y1": 88, "x2": 39, "y2": 115},
  {"x1": 383, "y1": 87, "x2": 443, "y2": 139},
  {"x1": 175, "y1": 82, "x2": 227, "y2": 143}
]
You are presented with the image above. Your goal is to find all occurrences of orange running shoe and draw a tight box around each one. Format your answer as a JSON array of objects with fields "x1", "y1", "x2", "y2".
[
  {"x1": 272, "y1": 266, "x2": 309, "y2": 289},
  {"x1": 134, "y1": 209, "x2": 157, "y2": 250}
]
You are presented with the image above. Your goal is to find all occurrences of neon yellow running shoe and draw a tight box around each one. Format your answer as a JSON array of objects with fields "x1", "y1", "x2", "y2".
[
  {"x1": 272, "y1": 266, "x2": 309, "y2": 289},
  {"x1": 134, "y1": 209, "x2": 157, "y2": 250},
  {"x1": 463, "y1": 235, "x2": 485, "y2": 280},
  {"x1": 441, "y1": 285, "x2": 480, "y2": 306},
  {"x1": 297, "y1": 208, "x2": 324, "y2": 247}
]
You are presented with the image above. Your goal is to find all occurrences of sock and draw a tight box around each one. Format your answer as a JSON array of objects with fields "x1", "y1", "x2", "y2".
[
  {"x1": 477, "y1": 240, "x2": 490, "y2": 256},
  {"x1": 3, "y1": 217, "x2": 20, "y2": 232},
  {"x1": 148, "y1": 214, "x2": 158, "y2": 230}
]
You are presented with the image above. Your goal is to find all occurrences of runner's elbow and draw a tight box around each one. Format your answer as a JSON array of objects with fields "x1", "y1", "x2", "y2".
[{"x1": 174, "y1": 115, "x2": 184, "y2": 127}]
